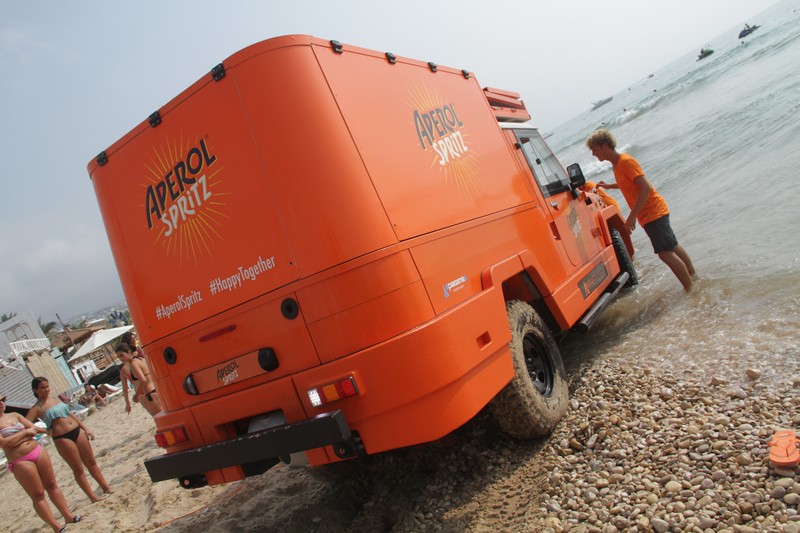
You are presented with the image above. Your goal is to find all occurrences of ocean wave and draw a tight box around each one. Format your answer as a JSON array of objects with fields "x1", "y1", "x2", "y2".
[
  {"x1": 581, "y1": 160, "x2": 612, "y2": 179},
  {"x1": 605, "y1": 98, "x2": 662, "y2": 128},
  {"x1": 748, "y1": 24, "x2": 800, "y2": 60}
]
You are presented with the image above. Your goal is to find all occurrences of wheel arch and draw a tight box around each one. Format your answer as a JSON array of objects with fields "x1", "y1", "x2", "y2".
[
  {"x1": 602, "y1": 206, "x2": 634, "y2": 258},
  {"x1": 480, "y1": 254, "x2": 561, "y2": 337}
]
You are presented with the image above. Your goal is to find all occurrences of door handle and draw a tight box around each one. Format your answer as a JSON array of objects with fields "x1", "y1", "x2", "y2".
[{"x1": 550, "y1": 201, "x2": 559, "y2": 209}]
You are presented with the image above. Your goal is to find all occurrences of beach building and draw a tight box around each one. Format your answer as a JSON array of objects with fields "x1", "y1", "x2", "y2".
[{"x1": 0, "y1": 311, "x2": 81, "y2": 410}]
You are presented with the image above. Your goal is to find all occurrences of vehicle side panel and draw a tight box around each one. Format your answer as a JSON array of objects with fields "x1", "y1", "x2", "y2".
[{"x1": 313, "y1": 42, "x2": 533, "y2": 241}]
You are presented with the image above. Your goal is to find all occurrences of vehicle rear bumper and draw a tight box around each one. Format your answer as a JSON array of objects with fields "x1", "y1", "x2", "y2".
[{"x1": 144, "y1": 410, "x2": 350, "y2": 482}]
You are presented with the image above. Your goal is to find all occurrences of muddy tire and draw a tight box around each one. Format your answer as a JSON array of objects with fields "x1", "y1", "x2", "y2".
[
  {"x1": 611, "y1": 227, "x2": 638, "y2": 288},
  {"x1": 490, "y1": 300, "x2": 569, "y2": 438}
]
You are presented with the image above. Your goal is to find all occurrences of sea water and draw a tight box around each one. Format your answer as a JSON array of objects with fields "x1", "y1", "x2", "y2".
[{"x1": 549, "y1": 0, "x2": 800, "y2": 386}]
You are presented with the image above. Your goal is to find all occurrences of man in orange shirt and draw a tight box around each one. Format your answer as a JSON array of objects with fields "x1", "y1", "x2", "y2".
[{"x1": 586, "y1": 129, "x2": 696, "y2": 291}]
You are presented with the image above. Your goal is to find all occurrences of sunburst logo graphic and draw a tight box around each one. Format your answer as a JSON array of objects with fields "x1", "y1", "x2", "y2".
[
  {"x1": 407, "y1": 83, "x2": 483, "y2": 199},
  {"x1": 141, "y1": 134, "x2": 228, "y2": 265}
]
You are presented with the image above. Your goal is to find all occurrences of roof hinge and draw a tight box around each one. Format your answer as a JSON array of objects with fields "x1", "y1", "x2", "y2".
[
  {"x1": 385, "y1": 52, "x2": 397, "y2": 64},
  {"x1": 211, "y1": 63, "x2": 225, "y2": 81},
  {"x1": 428, "y1": 62, "x2": 438, "y2": 72},
  {"x1": 330, "y1": 40, "x2": 344, "y2": 54},
  {"x1": 96, "y1": 151, "x2": 108, "y2": 166},
  {"x1": 148, "y1": 111, "x2": 161, "y2": 128}
]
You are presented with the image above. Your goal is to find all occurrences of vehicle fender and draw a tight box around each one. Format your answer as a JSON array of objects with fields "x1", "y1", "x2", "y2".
[
  {"x1": 600, "y1": 206, "x2": 634, "y2": 258},
  {"x1": 483, "y1": 251, "x2": 554, "y2": 300},
  {"x1": 480, "y1": 254, "x2": 526, "y2": 293},
  {"x1": 481, "y1": 251, "x2": 561, "y2": 341}
]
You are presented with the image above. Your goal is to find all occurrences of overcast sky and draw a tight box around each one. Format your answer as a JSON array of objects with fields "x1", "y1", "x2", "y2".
[{"x1": 0, "y1": 0, "x2": 777, "y2": 324}]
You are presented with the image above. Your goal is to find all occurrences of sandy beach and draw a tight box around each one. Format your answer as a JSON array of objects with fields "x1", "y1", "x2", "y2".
[
  {"x1": 2, "y1": 358, "x2": 798, "y2": 533},
  {"x1": 1, "y1": 398, "x2": 232, "y2": 533}
]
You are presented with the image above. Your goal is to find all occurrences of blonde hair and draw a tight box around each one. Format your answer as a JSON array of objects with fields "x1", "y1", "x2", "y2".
[{"x1": 586, "y1": 129, "x2": 616, "y2": 149}]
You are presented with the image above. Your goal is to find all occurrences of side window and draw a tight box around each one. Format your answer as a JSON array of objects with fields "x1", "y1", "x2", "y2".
[{"x1": 516, "y1": 131, "x2": 569, "y2": 197}]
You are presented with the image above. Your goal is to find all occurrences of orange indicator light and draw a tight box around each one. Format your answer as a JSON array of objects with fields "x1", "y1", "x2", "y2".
[
  {"x1": 155, "y1": 427, "x2": 189, "y2": 448},
  {"x1": 308, "y1": 376, "x2": 359, "y2": 407}
]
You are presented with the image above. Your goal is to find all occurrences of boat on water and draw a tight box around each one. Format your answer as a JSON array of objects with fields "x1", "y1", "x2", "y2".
[
  {"x1": 591, "y1": 96, "x2": 613, "y2": 111},
  {"x1": 738, "y1": 24, "x2": 760, "y2": 39},
  {"x1": 697, "y1": 48, "x2": 714, "y2": 61}
]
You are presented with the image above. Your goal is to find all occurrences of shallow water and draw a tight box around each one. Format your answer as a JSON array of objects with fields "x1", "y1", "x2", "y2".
[{"x1": 549, "y1": 0, "x2": 800, "y2": 389}]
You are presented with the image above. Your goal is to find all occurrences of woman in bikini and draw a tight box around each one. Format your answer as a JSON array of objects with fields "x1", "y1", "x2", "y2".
[
  {"x1": 116, "y1": 341, "x2": 162, "y2": 416},
  {"x1": 120, "y1": 331, "x2": 144, "y2": 358},
  {"x1": 1, "y1": 394, "x2": 82, "y2": 533},
  {"x1": 27, "y1": 377, "x2": 112, "y2": 502}
]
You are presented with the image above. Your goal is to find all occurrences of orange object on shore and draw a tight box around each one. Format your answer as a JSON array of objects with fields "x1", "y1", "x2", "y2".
[{"x1": 769, "y1": 429, "x2": 800, "y2": 468}]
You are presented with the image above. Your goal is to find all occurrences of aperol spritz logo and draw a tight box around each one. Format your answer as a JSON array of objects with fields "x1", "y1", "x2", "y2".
[
  {"x1": 142, "y1": 135, "x2": 228, "y2": 264},
  {"x1": 409, "y1": 84, "x2": 483, "y2": 198}
]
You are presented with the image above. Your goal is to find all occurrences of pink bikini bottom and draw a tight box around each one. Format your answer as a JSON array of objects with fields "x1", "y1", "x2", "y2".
[{"x1": 7, "y1": 444, "x2": 43, "y2": 473}]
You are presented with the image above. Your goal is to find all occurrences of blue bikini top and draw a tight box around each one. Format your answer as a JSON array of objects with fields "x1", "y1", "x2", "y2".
[{"x1": 40, "y1": 401, "x2": 71, "y2": 429}]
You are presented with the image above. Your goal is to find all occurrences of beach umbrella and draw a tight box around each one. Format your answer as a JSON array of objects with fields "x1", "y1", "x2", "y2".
[{"x1": 66, "y1": 325, "x2": 133, "y2": 363}]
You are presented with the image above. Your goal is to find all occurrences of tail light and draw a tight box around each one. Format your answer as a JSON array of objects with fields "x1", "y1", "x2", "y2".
[
  {"x1": 154, "y1": 427, "x2": 189, "y2": 448},
  {"x1": 308, "y1": 376, "x2": 359, "y2": 407}
]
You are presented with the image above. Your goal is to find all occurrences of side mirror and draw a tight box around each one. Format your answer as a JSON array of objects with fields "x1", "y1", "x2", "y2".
[{"x1": 567, "y1": 163, "x2": 585, "y2": 188}]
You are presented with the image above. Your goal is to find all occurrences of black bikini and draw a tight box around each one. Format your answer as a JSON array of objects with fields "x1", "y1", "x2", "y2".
[
  {"x1": 53, "y1": 425, "x2": 82, "y2": 443},
  {"x1": 129, "y1": 356, "x2": 150, "y2": 382},
  {"x1": 129, "y1": 357, "x2": 156, "y2": 402}
]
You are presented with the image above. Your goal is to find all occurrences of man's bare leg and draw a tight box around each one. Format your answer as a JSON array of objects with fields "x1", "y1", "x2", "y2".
[
  {"x1": 673, "y1": 245, "x2": 696, "y2": 277},
  {"x1": 658, "y1": 250, "x2": 693, "y2": 291}
]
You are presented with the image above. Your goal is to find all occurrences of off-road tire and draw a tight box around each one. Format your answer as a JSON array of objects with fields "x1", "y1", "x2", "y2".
[
  {"x1": 611, "y1": 227, "x2": 638, "y2": 288},
  {"x1": 490, "y1": 300, "x2": 569, "y2": 439}
]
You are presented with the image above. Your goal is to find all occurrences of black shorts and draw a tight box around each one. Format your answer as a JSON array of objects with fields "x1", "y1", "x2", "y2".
[{"x1": 643, "y1": 215, "x2": 679, "y2": 254}]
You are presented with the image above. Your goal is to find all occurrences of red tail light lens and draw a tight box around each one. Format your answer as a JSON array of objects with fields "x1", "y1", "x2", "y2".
[
  {"x1": 154, "y1": 427, "x2": 189, "y2": 448},
  {"x1": 308, "y1": 376, "x2": 359, "y2": 407}
]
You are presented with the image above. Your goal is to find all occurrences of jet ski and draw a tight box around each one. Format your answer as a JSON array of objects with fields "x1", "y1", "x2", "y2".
[
  {"x1": 738, "y1": 24, "x2": 760, "y2": 39},
  {"x1": 697, "y1": 48, "x2": 714, "y2": 61}
]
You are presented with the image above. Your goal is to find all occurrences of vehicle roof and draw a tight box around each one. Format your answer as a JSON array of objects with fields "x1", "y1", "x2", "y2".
[{"x1": 499, "y1": 122, "x2": 537, "y2": 130}]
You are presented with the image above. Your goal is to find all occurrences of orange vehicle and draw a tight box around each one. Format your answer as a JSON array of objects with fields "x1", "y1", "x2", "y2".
[{"x1": 87, "y1": 35, "x2": 637, "y2": 488}]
